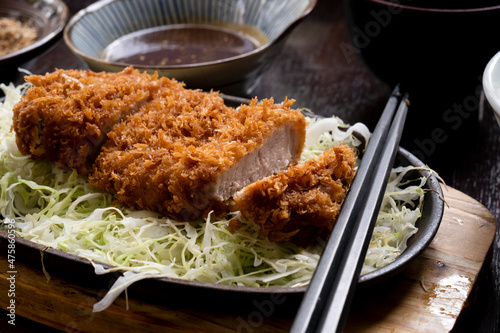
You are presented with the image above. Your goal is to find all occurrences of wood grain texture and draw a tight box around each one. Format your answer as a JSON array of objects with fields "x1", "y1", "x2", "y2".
[
  {"x1": 0, "y1": 186, "x2": 495, "y2": 333},
  {"x1": 345, "y1": 185, "x2": 496, "y2": 333}
]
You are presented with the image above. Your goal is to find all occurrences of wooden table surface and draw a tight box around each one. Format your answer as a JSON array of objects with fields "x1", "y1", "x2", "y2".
[{"x1": 1, "y1": 0, "x2": 499, "y2": 332}]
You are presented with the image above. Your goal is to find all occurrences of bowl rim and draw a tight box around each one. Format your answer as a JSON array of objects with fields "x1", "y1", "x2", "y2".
[
  {"x1": 366, "y1": 0, "x2": 500, "y2": 12},
  {"x1": 63, "y1": 0, "x2": 317, "y2": 70},
  {"x1": 0, "y1": 0, "x2": 69, "y2": 64},
  {"x1": 483, "y1": 50, "x2": 500, "y2": 117}
]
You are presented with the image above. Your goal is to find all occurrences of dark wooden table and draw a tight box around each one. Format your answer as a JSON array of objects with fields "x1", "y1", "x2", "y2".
[{"x1": 1, "y1": 0, "x2": 498, "y2": 332}]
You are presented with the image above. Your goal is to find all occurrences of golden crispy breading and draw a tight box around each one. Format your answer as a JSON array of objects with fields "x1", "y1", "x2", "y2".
[
  {"x1": 12, "y1": 67, "x2": 185, "y2": 174},
  {"x1": 233, "y1": 145, "x2": 357, "y2": 245},
  {"x1": 89, "y1": 97, "x2": 307, "y2": 221}
]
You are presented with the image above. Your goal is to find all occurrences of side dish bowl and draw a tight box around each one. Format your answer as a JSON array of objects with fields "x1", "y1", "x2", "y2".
[
  {"x1": 0, "y1": 0, "x2": 68, "y2": 72},
  {"x1": 483, "y1": 50, "x2": 500, "y2": 127},
  {"x1": 64, "y1": 0, "x2": 317, "y2": 89}
]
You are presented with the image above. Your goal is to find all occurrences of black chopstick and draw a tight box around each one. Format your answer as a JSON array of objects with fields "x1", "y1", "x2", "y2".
[{"x1": 290, "y1": 87, "x2": 409, "y2": 333}]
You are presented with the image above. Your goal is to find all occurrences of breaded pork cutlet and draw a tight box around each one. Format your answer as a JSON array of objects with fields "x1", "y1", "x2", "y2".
[
  {"x1": 12, "y1": 67, "x2": 186, "y2": 174},
  {"x1": 233, "y1": 145, "x2": 357, "y2": 245},
  {"x1": 89, "y1": 97, "x2": 307, "y2": 221}
]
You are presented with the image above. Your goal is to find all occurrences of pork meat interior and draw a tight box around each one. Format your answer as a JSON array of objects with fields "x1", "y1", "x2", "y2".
[
  {"x1": 89, "y1": 95, "x2": 307, "y2": 221},
  {"x1": 233, "y1": 145, "x2": 357, "y2": 245}
]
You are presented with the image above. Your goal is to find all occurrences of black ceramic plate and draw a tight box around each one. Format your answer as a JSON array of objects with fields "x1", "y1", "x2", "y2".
[
  {"x1": 0, "y1": 0, "x2": 68, "y2": 71},
  {"x1": 0, "y1": 97, "x2": 444, "y2": 312}
]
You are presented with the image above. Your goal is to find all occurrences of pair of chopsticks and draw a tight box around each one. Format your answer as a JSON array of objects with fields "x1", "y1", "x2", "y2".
[{"x1": 290, "y1": 87, "x2": 409, "y2": 333}]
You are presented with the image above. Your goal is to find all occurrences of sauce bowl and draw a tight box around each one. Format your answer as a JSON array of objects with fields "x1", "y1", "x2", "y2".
[{"x1": 64, "y1": 0, "x2": 317, "y2": 89}]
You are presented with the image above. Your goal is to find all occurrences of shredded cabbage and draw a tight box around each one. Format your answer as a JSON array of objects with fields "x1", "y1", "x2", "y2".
[{"x1": 0, "y1": 83, "x2": 432, "y2": 311}]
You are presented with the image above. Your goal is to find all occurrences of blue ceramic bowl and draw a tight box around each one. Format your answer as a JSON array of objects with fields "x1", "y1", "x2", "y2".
[{"x1": 64, "y1": 0, "x2": 317, "y2": 88}]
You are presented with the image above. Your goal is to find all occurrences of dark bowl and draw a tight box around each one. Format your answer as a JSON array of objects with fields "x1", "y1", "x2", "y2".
[
  {"x1": 0, "y1": 0, "x2": 68, "y2": 73},
  {"x1": 0, "y1": 103, "x2": 444, "y2": 312}
]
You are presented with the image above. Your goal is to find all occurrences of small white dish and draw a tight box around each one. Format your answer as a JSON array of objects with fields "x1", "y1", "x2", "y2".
[{"x1": 483, "y1": 50, "x2": 500, "y2": 127}]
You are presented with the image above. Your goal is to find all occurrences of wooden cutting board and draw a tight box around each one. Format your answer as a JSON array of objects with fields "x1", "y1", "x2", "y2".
[{"x1": 0, "y1": 185, "x2": 496, "y2": 332}]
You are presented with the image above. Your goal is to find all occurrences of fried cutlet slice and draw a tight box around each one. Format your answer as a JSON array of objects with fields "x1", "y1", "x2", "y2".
[
  {"x1": 12, "y1": 67, "x2": 185, "y2": 174},
  {"x1": 233, "y1": 145, "x2": 357, "y2": 245},
  {"x1": 89, "y1": 97, "x2": 307, "y2": 221}
]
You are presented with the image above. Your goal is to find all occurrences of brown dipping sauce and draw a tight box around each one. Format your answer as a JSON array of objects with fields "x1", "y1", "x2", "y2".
[{"x1": 102, "y1": 24, "x2": 269, "y2": 66}]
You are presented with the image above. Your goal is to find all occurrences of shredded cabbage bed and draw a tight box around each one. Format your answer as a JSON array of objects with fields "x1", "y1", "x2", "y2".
[{"x1": 0, "y1": 83, "x2": 430, "y2": 311}]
